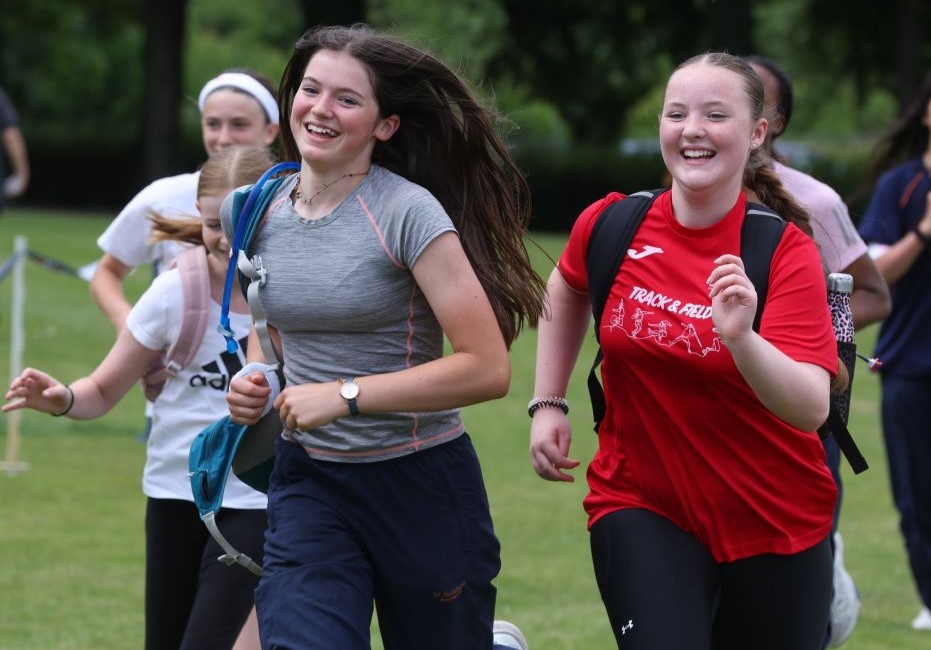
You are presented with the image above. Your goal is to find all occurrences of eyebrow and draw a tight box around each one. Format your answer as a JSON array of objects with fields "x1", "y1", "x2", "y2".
[{"x1": 301, "y1": 76, "x2": 365, "y2": 98}]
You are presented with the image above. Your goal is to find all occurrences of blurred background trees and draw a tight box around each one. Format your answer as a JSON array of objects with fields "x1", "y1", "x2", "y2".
[{"x1": 0, "y1": 0, "x2": 927, "y2": 226}]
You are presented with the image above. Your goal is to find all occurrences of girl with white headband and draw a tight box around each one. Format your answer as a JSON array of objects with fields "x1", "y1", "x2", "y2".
[{"x1": 90, "y1": 68, "x2": 280, "y2": 332}]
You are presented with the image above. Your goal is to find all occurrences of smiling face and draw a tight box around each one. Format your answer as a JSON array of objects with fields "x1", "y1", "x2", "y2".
[
  {"x1": 288, "y1": 49, "x2": 399, "y2": 174},
  {"x1": 201, "y1": 88, "x2": 279, "y2": 156},
  {"x1": 660, "y1": 62, "x2": 767, "y2": 199}
]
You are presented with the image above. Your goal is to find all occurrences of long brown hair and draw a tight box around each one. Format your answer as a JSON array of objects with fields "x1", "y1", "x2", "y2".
[
  {"x1": 852, "y1": 69, "x2": 931, "y2": 203},
  {"x1": 277, "y1": 24, "x2": 546, "y2": 347},
  {"x1": 150, "y1": 145, "x2": 277, "y2": 245}
]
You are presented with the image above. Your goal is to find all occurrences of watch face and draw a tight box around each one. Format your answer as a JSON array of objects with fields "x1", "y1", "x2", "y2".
[{"x1": 340, "y1": 381, "x2": 360, "y2": 400}]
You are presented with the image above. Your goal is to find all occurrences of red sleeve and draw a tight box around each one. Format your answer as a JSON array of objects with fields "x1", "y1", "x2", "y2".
[
  {"x1": 761, "y1": 223, "x2": 838, "y2": 376},
  {"x1": 557, "y1": 192, "x2": 626, "y2": 292}
]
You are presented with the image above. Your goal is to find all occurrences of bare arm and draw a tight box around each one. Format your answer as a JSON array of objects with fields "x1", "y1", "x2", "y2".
[
  {"x1": 2, "y1": 126, "x2": 29, "y2": 196},
  {"x1": 871, "y1": 190, "x2": 931, "y2": 286},
  {"x1": 89, "y1": 253, "x2": 134, "y2": 331},
  {"x1": 843, "y1": 252, "x2": 891, "y2": 329},
  {"x1": 528, "y1": 268, "x2": 590, "y2": 482},
  {"x1": 3, "y1": 327, "x2": 160, "y2": 419},
  {"x1": 710, "y1": 254, "x2": 830, "y2": 431}
]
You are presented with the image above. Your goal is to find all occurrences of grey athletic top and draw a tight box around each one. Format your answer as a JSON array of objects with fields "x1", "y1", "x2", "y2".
[{"x1": 239, "y1": 164, "x2": 464, "y2": 462}]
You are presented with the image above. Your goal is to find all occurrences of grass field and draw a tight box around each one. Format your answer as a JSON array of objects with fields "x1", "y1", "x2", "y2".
[{"x1": 0, "y1": 207, "x2": 924, "y2": 649}]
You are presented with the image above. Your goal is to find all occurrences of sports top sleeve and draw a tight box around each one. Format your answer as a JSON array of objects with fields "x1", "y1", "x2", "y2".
[
  {"x1": 97, "y1": 173, "x2": 199, "y2": 268},
  {"x1": 762, "y1": 223, "x2": 837, "y2": 373},
  {"x1": 0, "y1": 87, "x2": 19, "y2": 129},
  {"x1": 557, "y1": 191, "x2": 626, "y2": 292},
  {"x1": 858, "y1": 165, "x2": 915, "y2": 245}
]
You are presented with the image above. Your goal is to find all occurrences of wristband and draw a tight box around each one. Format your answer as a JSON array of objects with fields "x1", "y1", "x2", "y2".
[
  {"x1": 52, "y1": 385, "x2": 75, "y2": 417},
  {"x1": 527, "y1": 396, "x2": 569, "y2": 418},
  {"x1": 913, "y1": 226, "x2": 931, "y2": 245},
  {"x1": 231, "y1": 362, "x2": 282, "y2": 417}
]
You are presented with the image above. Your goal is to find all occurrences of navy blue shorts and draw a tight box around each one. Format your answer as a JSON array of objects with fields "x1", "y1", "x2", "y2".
[{"x1": 256, "y1": 434, "x2": 502, "y2": 650}]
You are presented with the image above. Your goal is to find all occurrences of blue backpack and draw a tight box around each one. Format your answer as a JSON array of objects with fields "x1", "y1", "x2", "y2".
[{"x1": 187, "y1": 161, "x2": 299, "y2": 575}]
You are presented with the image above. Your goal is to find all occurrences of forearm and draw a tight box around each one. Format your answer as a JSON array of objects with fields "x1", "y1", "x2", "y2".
[
  {"x1": 725, "y1": 332, "x2": 830, "y2": 431},
  {"x1": 872, "y1": 232, "x2": 926, "y2": 286},
  {"x1": 533, "y1": 268, "x2": 591, "y2": 397},
  {"x1": 850, "y1": 287, "x2": 891, "y2": 329},
  {"x1": 844, "y1": 253, "x2": 891, "y2": 329},
  {"x1": 63, "y1": 376, "x2": 127, "y2": 420},
  {"x1": 351, "y1": 348, "x2": 510, "y2": 415},
  {"x1": 89, "y1": 256, "x2": 133, "y2": 330},
  {"x1": 2, "y1": 127, "x2": 29, "y2": 179}
]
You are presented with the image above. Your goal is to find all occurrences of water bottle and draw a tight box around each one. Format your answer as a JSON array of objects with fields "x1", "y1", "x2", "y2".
[{"x1": 827, "y1": 273, "x2": 855, "y2": 425}]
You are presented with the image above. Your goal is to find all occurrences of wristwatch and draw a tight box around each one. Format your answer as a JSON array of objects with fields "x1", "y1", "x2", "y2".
[{"x1": 338, "y1": 378, "x2": 360, "y2": 416}]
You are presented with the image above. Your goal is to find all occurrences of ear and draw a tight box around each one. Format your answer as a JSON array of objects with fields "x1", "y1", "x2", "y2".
[
  {"x1": 750, "y1": 117, "x2": 767, "y2": 151},
  {"x1": 374, "y1": 114, "x2": 400, "y2": 142},
  {"x1": 264, "y1": 123, "x2": 280, "y2": 147}
]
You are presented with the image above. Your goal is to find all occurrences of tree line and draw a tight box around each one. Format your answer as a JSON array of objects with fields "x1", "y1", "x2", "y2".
[{"x1": 0, "y1": 0, "x2": 927, "y2": 214}]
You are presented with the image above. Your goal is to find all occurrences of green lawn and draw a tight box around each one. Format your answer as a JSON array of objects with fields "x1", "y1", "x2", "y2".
[{"x1": 0, "y1": 208, "x2": 924, "y2": 649}]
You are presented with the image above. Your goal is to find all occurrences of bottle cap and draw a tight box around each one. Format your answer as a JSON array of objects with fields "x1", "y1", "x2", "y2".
[{"x1": 827, "y1": 272, "x2": 854, "y2": 294}]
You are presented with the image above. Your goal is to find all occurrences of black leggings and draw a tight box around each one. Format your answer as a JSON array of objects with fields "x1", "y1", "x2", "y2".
[
  {"x1": 145, "y1": 498, "x2": 266, "y2": 650},
  {"x1": 590, "y1": 509, "x2": 832, "y2": 650}
]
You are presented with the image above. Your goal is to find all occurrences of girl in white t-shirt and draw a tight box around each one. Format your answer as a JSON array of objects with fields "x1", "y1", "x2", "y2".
[{"x1": 4, "y1": 145, "x2": 276, "y2": 650}]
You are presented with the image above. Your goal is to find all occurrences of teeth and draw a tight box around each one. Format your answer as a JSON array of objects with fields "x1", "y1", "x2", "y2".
[
  {"x1": 307, "y1": 124, "x2": 337, "y2": 136},
  {"x1": 684, "y1": 150, "x2": 713, "y2": 159}
]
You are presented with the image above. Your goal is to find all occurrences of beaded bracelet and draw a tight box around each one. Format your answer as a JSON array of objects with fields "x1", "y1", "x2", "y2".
[
  {"x1": 51, "y1": 385, "x2": 75, "y2": 417},
  {"x1": 527, "y1": 396, "x2": 569, "y2": 418}
]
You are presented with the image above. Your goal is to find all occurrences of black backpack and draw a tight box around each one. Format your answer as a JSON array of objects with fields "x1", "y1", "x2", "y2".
[{"x1": 584, "y1": 189, "x2": 868, "y2": 474}]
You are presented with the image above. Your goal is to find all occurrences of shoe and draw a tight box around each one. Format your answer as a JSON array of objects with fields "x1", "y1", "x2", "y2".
[
  {"x1": 912, "y1": 607, "x2": 931, "y2": 631},
  {"x1": 827, "y1": 532, "x2": 861, "y2": 647},
  {"x1": 493, "y1": 620, "x2": 529, "y2": 650}
]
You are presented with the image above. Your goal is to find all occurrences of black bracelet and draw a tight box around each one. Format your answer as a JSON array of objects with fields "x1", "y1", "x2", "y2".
[
  {"x1": 527, "y1": 396, "x2": 569, "y2": 418},
  {"x1": 913, "y1": 227, "x2": 931, "y2": 245},
  {"x1": 51, "y1": 385, "x2": 75, "y2": 417}
]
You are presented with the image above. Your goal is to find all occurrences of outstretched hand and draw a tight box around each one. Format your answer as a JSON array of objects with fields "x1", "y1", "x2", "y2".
[{"x1": 3, "y1": 368, "x2": 69, "y2": 415}]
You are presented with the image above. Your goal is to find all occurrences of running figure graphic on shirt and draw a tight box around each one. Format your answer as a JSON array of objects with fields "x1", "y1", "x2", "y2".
[{"x1": 605, "y1": 299, "x2": 722, "y2": 357}]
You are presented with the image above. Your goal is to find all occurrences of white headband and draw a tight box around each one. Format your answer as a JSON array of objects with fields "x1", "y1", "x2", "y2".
[{"x1": 197, "y1": 72, "x2": 279, "y2": 124}]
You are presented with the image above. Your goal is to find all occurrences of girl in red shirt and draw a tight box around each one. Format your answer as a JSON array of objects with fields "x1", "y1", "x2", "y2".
[{"x1": 529, "y1": 52, "x2": 837, "y2": 650}]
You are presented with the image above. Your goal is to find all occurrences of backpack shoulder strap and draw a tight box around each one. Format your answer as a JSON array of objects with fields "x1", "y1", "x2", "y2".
[
  {"x1": 219, "y1": 162, "x2": 300, "y2": 355},
  {"x1": 164, "y1": 245, "x2": 211, "y2": 378},
  {"x1": 741, "y1": 202, "x2": 787, "y2": 331},
  {"x1": 586, "y1": 189, "x2": 664, "y2": 342},
  {"x1": 585, "y1": 189, "x2": 663, "y2": 430}
]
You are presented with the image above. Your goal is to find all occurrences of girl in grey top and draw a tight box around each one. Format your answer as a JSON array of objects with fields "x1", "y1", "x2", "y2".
[{"x1": 226, "y1": 24, "x2": 544, "y2": 650}]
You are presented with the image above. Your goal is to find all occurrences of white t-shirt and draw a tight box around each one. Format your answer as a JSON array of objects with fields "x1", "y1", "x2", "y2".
[
  {"x1": 97, "y1": 172, "x2": 199, "y2": 274},
  {"x1": 774, "y1": 161, "x2": 867, "y2": 274},
  {"x1": 125, "y1": 266, "x2": 265, "y2": 509}
]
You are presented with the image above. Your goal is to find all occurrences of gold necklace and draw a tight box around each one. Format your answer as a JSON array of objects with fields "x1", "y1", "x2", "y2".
[{"x1": 293, "y1": 169, "x2": 369, "y2": 207}]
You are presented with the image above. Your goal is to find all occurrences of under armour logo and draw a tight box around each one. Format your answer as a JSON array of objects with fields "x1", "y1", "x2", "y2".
[
  {"x1": 621, "y1": 619, "x2": 634, "y2": 635},
  {"x1": 627, "y1": 245, "x2": 663, "y2": 259}
]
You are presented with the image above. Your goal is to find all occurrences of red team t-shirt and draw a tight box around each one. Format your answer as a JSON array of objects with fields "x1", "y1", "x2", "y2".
[{"x1": 560, "y1": 190, "x2": 838, "y2": 562}]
